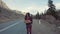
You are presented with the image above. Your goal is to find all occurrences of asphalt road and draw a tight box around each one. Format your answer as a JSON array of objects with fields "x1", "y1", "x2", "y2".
[{"x1": 0, "y1": 19, "x2": 59, "y2": 34}]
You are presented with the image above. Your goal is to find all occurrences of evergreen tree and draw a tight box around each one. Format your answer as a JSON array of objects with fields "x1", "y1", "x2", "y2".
[
  {"x1": 48, "y1": 0, "x2": 56, "y2": 10},
  {"x1": 36, "y1": 12, "x2": 40, "y2": 19},
  {"x1": 46, "y1": 0, "x2": 57, "y2": 19}
]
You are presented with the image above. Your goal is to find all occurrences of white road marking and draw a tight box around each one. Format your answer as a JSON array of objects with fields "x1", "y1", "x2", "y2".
[
  {"x1": 0, "y1": 21, "x2": 22, "y2": 32},
  {"x1": 58, "y1": 26, "x2": 60, "y2": 28},
  {"x1": 39, "y1": 20, "x2": 41, "y2": 24}
]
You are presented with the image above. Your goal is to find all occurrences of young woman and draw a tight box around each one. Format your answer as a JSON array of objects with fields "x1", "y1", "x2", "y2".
[{"x1": 24, "y1": 13, "x2": 33, "y2": 34}]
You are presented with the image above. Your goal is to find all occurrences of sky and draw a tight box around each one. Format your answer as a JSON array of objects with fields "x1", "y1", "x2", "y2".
[{"x1": 2, "y1": 0, "x2": 60, "y2": 15}]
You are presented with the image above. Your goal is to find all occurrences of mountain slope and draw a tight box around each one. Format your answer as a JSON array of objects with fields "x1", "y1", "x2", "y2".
[
  {"x1": 0, "y1": 0, "x2": 9, "y2": 9},
  {"x1": 0, "y1": 0, "x2": 24, "y2": 23}
]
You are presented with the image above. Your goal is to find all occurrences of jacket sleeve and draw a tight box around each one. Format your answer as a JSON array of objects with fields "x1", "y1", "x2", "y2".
[{"x1": 30, "y1": 17, "x2": 33, "y2": 24}]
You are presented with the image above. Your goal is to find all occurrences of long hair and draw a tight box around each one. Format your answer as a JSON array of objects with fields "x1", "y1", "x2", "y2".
[{"x1": 25, "y1": 13, "x2": 30, "y2": 17}]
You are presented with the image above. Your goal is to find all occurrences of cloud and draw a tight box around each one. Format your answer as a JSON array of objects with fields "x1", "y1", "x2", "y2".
[
  {"x1": 55, "y1": 3, "x2": 60, "y2": 9},
  {"x1": 22, "y1": 3, "x2": 60, "y2": 15},
  {"x1": 21, "y1": 5, "x2": 48, "y2": 15}
]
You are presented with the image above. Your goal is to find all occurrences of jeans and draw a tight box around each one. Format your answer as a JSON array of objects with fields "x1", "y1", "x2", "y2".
[{"x1": 26, "y1": 24, "x2": 32, "y2": 34}]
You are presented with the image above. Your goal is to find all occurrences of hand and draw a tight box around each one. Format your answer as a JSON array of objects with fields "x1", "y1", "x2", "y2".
[
  {"x1": 27, "y1": 20, "x2": 31, "y2": 23},
  {"x1": 24, "y1": 20, "x2": 31, "y2": 23}
]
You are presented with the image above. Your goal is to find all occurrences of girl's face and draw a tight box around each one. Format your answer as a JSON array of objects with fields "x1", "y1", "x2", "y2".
[{"x1": 27, "y1": 14, "x2": 29, "y2": 17}]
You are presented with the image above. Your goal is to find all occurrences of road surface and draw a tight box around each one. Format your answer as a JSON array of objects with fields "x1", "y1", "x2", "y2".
[{"x1": 0, "y1": 19, "x2": 59, "y2": 34}]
